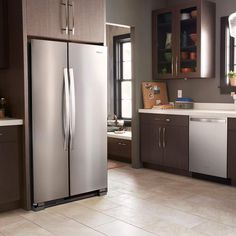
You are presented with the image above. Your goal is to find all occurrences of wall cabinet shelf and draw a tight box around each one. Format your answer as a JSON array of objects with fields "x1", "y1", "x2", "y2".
[
  {"x1": 140, "y1": 114, "x2": 189, "y2": 171},
  {"x1": 152, "y1": 0, "x2": 215, "y2": 80}
]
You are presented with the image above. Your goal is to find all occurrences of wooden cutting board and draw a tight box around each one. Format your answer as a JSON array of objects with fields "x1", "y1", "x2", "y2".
[{"x1": 142, "y1": 82, "x2": 168, "y2": 109}]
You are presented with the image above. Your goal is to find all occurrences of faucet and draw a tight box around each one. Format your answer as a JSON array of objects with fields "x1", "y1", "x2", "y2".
[
  {"x1": 114, "y1": 114, "x2": 118, "y2": 126},
  {"x1": 231, "y1": 92, "x2": 236, "y2": 110}
]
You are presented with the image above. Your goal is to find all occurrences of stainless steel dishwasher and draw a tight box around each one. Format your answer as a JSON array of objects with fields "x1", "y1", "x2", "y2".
[{"x1": 189, "y1": 117, "x2": 227, "y2": 178}]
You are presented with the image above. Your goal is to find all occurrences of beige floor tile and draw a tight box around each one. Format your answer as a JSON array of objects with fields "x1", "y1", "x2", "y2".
[
  {"x1": 49, "y1": 202, "x2": 115, "y2": 227},
  {"x1": 0, "y1": 219, "x2": 53, "y2": 236},
  {"x1": 78, "y1": 196, "x2": 121, "y2": 211},
  {"x1": 0, "y1": 210, "x2": 26, "y2": 230},
  {"x1": 192, "y1": 220, "x2": 236, "y2": 236},
  {"x1": 95, "y1": 220, "x2": 156, "y2": 236},
  {"x1": 143, "y1": 218, "x2": 207, "y2": 236}
]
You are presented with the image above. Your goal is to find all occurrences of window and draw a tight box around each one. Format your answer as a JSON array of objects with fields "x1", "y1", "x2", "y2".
[
  {"x1": 220, "y1": 16, "x2": 236, "y2": 94},
  {"x1": 114, "y1": 34, "x2": 132, "y2": 119}
]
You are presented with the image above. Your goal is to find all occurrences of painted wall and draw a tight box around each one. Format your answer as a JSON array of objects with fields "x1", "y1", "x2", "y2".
[
  {"x1": 106, "y1": 0, "x2": 166, "y2": 167},
  {"x1": 166, "y1": 0, "x2": 236, "y2": 103}
]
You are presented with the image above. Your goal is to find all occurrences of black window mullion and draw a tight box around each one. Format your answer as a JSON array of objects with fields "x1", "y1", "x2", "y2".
[{"x1": 113, "y1": 33, "x2": 131, "y2": 119}]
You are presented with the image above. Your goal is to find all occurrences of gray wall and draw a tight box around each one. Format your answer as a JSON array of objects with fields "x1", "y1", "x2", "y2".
[
  {"x1": 106, "y1": 25, "x2": 130, "y2": 116},
  {"x1": 166, "y1": 0, "x2": 236, "y2": 103},
  {"x1": 106, "y1": 0, "x2": 166, "y2": 168}
]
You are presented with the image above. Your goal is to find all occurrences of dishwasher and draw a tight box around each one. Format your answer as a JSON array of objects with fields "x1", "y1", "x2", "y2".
[{"x1": 189, "y1": 117, "x2": 227, "y2": 178}]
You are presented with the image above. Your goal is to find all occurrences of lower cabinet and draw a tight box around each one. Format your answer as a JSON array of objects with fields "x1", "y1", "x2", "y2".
[
  {"x1": 140, "y1": 114, "x2": 189, "y2": 171},
  {"x1": 0, "y1": 126, "x2": 21, "y2": 211},
  {"x1": 228, "y1": 118, "x2": 236, "y2": 182},
  {"x1": 108, "y1": 137, "x2": 131, "y2": 163}
]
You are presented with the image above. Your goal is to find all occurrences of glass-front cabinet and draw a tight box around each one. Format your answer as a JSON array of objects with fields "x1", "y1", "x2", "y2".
[{"x1": 152, "y1": 0, "x2": 215, "y2": 80}]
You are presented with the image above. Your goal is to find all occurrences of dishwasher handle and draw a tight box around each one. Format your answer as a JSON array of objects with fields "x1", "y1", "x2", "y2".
[{"x1": 190, "y1": 117, "x2": 226, "y2": 123}]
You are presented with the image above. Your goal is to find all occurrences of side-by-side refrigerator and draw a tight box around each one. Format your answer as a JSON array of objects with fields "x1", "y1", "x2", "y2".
[{"x1": 30, "y1": 39, "x2": 107, "y2": 210}]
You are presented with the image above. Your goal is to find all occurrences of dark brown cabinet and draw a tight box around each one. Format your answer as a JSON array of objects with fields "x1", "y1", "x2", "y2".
[
  {"x1": 26, "y1": 0, "x2": 105, "y2": 43},
  {"x1": 140, "y1": 114, "x2": 189, "y2": 171},
  {"x1": 0, "y1": 0, "x2": 8, "y2": 68},
  {"x1": 152, "y1": 0, "x2": 215, "y2": 80},
  {"x1": 228, "y1": 118, "x2": 236, "y2": 182},
  {"x1": 108, "y1": 137, "x2": 131, "y2": 163},
  {"x1": 0, "y1": 126, "x2": 21, "y2": 211}
]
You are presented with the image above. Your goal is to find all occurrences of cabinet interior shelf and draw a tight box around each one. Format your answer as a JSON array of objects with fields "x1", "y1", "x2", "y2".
[
  {"x1": 158, "y1": 48, "x2": 172, "y2": 52},
  {"x1": 180, "y1": 18, "x2": 197, "y2": 26},
  {"x1": 181, "y1": 45, "x2": 197, "y2": 51}
]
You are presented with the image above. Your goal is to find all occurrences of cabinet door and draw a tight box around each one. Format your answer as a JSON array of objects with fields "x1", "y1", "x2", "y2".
[
  {"x1": 26, "y1": 0, "x2": 68, "y2": 40},
  {"x1": 175, "y1": 3, "x2": 199, "y2": 78},
  {"x1": 228, "y1": 130, "x2": 236, "y2": 180},
  {"x1": 140, "y1": 122, "x2": 163, "y2": 165},
  {"x1": 68, "y1": 0, "x2": 105, "y2": 43},
  {"x1": 163, "y1": 126, "x2": 188, "y2": 170},
  {"x1": 0, "y1": 142, "x2": 20, "y2": 204},
  {"x1": 153, "y1": 9, "x2": 176, "y2": 79},
  {"x1": 108, "y1": 138, "x2": 131, "y2": 161}
]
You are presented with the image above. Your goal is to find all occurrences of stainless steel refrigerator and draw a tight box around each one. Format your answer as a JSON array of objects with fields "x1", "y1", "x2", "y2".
[{"x1": 30, "y1": 39, "x2": 107, "y2": 209}]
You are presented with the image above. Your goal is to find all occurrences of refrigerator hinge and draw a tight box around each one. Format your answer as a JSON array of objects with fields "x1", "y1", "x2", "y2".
[
  {"x1": 98, "y1": 188, "x2": 107, "y2": 196},
  {"x1": 32, "y1": 202, "x2": 45, "y2": 211}
]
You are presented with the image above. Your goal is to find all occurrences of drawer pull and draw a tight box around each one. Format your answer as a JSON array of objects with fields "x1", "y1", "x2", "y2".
[
  {"x1": 118, "y1": 142, "x2": 127, "y2": 146},
  {"x1": 0, "y1": 133, "x2": 3, "y2": 136},
  {"x1": 166, "y1": 118, "x2": 171, "y2": 122}
]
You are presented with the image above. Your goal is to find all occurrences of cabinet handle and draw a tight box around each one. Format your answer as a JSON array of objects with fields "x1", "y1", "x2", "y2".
[
  {"x1": 166, "y1": 118, "x2": 171, "y2": 122},
  {"x1": 163, "y1": 127, "x2": 166, "y2": 148},
  {"x1": 176, "y1": 56, "x2": 178, "y2": 75},
  {"x1": 68, "y1": 1, "x2": 75, "y2": 35},
  {"x1": 172, "y1": 56, "x2": 174, "y2": 76},
  {"x1": 61, "y1": 1, "x2": 69, "y2": 35},
  {"x1": 158, "y1": 127, "x2": 161, "y2": 148},
  {"x1": 118, "y1": 142, "x2": 127, "y2": 146}
]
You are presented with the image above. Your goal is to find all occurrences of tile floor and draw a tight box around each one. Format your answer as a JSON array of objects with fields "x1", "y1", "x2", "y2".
[{"x1": 2, "y1": 165, "x2": 236, "y2": 235}]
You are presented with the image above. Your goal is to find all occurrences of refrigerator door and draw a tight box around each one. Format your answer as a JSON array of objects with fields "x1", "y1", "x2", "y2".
[
  {"x1": 69, "y1": 43, "x2": 107, "y2": 196},
  {"x1": 31, "y1": 40, "x2": 69, "y2": 204}
]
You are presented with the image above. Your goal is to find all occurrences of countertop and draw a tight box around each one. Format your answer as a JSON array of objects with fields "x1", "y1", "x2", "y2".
[
  {"x1": 139, "y1": 103, "x2": 236, "y2": 118},
  {"x1": 107, "y1": 131, "x2": 132, "y2": 140},
  {"x1": 0, "y1": 118, "x2": 23, "y2": 126}
]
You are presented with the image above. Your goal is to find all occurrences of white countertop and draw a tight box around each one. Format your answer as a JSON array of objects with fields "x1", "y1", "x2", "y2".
[
  {"x1": 139, "y1": 103, "x2": 236, "y2": 118},
  {"x1": 0, "y1": 118, "x2": 23, "y2": 126},
  {"x1": 107, "y1": 131, "x2": 132, "y2": 140}
]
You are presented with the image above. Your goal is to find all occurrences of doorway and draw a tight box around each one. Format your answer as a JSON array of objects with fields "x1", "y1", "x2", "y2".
[{"x1": 106, "y1": 23, "x2": 133, "y2": 169}]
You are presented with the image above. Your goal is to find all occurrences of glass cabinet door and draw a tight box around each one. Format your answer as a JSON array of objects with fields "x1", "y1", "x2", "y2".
[
  {"x1": 154, "y1": 11, "x2": 174, "y2": 79},
  {"x1": 177, "y1": 5, "x2": 199, "y2": 78}
]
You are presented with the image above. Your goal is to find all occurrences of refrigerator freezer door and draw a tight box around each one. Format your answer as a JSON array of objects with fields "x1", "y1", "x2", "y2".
[
  {"x1": 69, "y1": 43, "x2": 107, "y2": 196},
  {"x1": 31, "y1": 40, "x2": 69, "y2": 204}
]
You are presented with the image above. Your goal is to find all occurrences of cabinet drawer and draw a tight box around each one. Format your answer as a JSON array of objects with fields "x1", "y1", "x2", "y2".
[
  {"x1": 228, "y1": 118, "x2": 236, "y2": 131},
  {"x1": 0, "y1": 127, "x2": 18, "y2": 143},
  {"x1": 108, "y1": 138, "x2": 131, "y2": 159},
  {"x1": 140, "y1": 113, "x2": 189, "y2": 127}
]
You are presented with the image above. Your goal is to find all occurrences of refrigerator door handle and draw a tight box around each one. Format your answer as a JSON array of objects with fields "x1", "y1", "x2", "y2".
[
  {"x1": 69, "y1": 68, "x2": 76, "y2": 150},
  {"x1": 63, "y1": 68, "x2": 70, "y2": 151}
]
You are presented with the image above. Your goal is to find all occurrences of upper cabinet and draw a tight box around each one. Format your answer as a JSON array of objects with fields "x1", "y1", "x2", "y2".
[
  {"x1": 26, "y1": 0, "x2": 105, "y2": 44},
  {"x1": 0, "y1": 0, "x2": 8, "y2": 69},
  {"x1": 152, "y1": 0, "x2": 216, "y2": 80}
]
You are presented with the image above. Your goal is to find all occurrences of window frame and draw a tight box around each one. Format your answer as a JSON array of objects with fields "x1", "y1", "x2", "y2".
[
  {"x1": 113, "y1": 33, "x2": 132, "y2": 120},
  {"x1": 220, "y1": 16, "x2": 236, "y2": 94}
]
